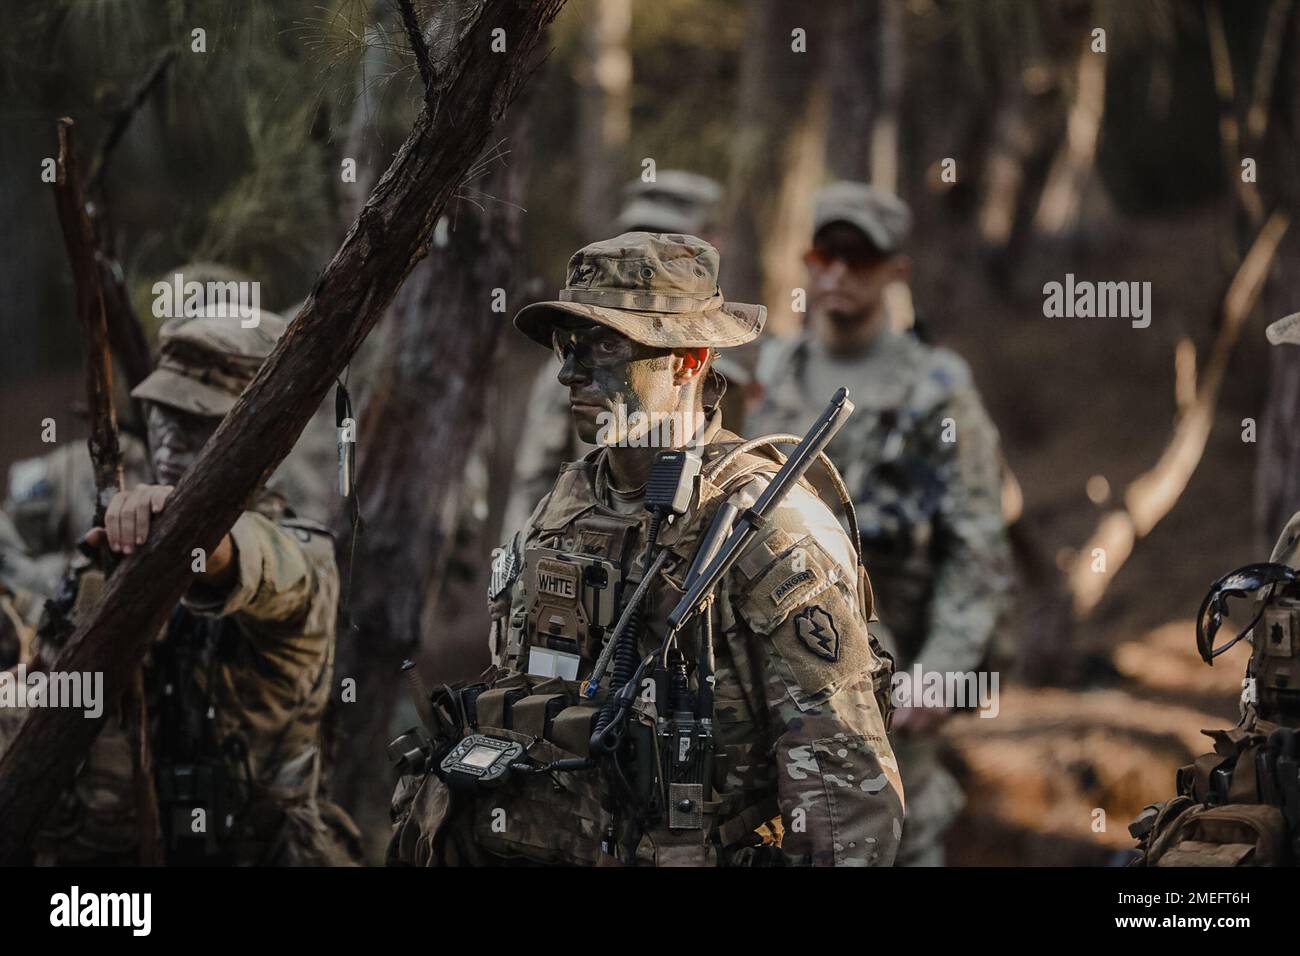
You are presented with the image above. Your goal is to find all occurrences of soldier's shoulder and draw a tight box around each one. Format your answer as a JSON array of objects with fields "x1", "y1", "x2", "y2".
[
  {"x1": 240, "y1": 508, "x2": 338, "y2": 573},
  {"x1": 7, "y1": 445, "x2": 80, "y2": 502},
  {"x1": 527, "y1": 459, "x2": 598, "y2": 534},
  {"x1": 907, "y1": 340, "x2": 975, "y2": 398},
  {"x1": 754, "y1": 333, "x2": 808, "y2": 388},
  {"x1": 1270, "y1": 511, "x2": 1300, "y2": 565},
  {"x1": 725, "y1": 471, "x2": 857, "y2": 582}
]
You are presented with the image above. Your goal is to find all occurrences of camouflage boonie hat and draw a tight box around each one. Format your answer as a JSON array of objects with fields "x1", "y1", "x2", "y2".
[
  {"x1": 813, "y1": 180, "x2": 912, "y2": 254},
  {"x1": 514, "y1": 232, "x2": 765, "y2": 350},
  {"x1": 1266, "y1": 312, "x2": 1300, "y2": 346},
  {"x1": 616, "y1": 171, "x2": 723, "y2": 235},
  {"x1": 131, "y1": 307, "x2": 287, "y2": 417}
]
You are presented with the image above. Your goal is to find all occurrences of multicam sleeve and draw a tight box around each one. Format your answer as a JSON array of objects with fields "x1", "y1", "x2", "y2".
[
  {"x1": 731, "y1": 514, "x2": 904, "y2": 866},
  {"x1": 915, "y1": 383, "x2": 1011, "y2": 677},
  {"x1": 183, "y1": 512, "x2": 328, "y2": 625}
]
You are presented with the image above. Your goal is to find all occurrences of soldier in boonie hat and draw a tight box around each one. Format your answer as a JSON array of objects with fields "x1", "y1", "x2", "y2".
[
  {"x1": 129, "y1": 306, "x2": 286, "y2": 487},
  {"x1": 514, "y1": 232, "x2": 764, "y2": 452},
  {"x1": 503, "y1": 181, "x2": 735, "y2": 536},
  {"x1": 132, "y1": 307, "x2": 287, "y2": 418}
]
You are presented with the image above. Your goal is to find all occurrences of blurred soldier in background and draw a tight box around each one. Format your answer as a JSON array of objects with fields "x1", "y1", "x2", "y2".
[
  {"x1": 18, "y1": 306, "x2": 359, "y2": 866},
  {"x1": 501, "y1": 171, "x2": 732, "y2": 537},
  {"x1": 3, "y1": 264, "x2": 333, "y2": 599},
  {"x1": 749, "y1": 182, "x2": 1011, "y2": 865},
  {"x1": 5, "y1": 428, "x2": 151, "y2": 601},
  {"x1": 0, "y1": 512, "x2": 43, "y2": 670}
]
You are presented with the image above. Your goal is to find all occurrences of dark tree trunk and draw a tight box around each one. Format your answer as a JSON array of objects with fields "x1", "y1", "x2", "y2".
[
  {"x1": 331, "y1": 109, "x2": 531, "y2": 858},
  {"x1": 574, "y1": 0, "x2": 631, "y2": 239},
  {"x1": 825, "y1": 0, "x2": 877, "y2": 182},
  {"x1": 720, "y1": 0, "x2": 821, "y2": 320},
  {"x1": 0, "y1": 0, "x2": 566, "y2": 864}
]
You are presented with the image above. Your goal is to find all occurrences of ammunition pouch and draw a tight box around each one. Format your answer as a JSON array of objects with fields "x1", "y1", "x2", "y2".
[
  {"x1": 156, "y1": 757, "x2": 244, "y2": 863},
  {"x1": 389, "y1": 672, "x2": 609, "y2": 866},
  {"x1": 1136, "y1": 800, "x2": 1289, "y2": 867},
  {"x1": 1132, "y1": 723, "x2": 1300, "y2": 866}
]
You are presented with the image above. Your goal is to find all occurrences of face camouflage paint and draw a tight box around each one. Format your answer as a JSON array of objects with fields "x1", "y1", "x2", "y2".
[{"x1": 145, "y1": 403, "x2": 220, "y2": 486}]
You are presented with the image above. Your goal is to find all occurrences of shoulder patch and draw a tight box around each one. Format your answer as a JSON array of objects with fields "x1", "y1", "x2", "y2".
[{"x1": 794, "y1": 606, "x2": 839, "y2": 661}]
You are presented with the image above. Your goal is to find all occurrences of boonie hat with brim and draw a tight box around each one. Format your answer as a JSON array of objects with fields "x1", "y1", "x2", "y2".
[
  {"x1": 813, "y1": 180, "x2": 912, "y2": 254},
  {"x1": 514, "y1": 232, "x2": 765, "y2": 350},
  {"x1": 131, "y1": 306, "x2": 287, "y2": 417}
]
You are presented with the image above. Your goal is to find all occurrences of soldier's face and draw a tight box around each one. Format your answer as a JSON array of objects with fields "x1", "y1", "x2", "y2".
[
  {"x1": 146, "y1": 403, "x2": 221, "y2": 486},
  {"x1": 804, "y1": 224, "x2": 907, "y2": 344},
  {"x1": 553, "y1": 323, "x2": 678, "y2": 445}
]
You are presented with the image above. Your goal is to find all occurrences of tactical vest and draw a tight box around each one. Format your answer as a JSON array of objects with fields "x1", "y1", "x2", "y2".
[
  {"x1": 1131, "y1": 590, "x2": 1300, "y2": 867},
  {"x1": 31, "y1": 512, "x2": 340, "y2": 866},
  {"x1": 1130, "y1": 722, "x2": 1297, "y2": 866},
  {"x1": 422, "y1": 431, "x2": 884, "y2": 867},
  {"x1": 754, "y1": 337, "x2": 947, "y2": 660}
]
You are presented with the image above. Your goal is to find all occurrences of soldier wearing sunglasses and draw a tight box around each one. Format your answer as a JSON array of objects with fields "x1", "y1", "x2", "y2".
[{"x1": 749, "y1": 182, "x2": 1011, "y2": 866}]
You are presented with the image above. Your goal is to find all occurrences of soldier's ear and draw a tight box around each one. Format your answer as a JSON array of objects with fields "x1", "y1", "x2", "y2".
[{"x1": 671, "y1": 348, "x2": 711, "y2": 385}]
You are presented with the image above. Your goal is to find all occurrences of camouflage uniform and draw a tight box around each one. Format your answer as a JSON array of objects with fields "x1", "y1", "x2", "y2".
[
  {"x1": 390, "y1": 233, "x2": 902, "y2": 867},
  {"x1": 501, "y1": 172, "x2": 725, "y2": 537},
  {"x1": 749, "y1": 183, "x2": 1011, "y2": 865},
  {"x1": 5, "y1": 434, "x2": 153, "y2": 599},
  {"x1": 0, "y1": 508, "x2": 51, "y2": 666},
  {"x1": 20, "y1": 308, "x2": 358, "y2": 866}
]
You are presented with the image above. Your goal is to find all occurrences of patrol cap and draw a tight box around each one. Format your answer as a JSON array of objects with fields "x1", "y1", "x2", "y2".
[
  {"x1": 616, "y1": 170, "x2": 723, "y2": 235},
  {"x1": 131, "y1": 307, "x2": 287, "y2": 417},
  {"x1": 1266, "y1": 312, "x2": 1300, "y2": 347},
  {"x1": 812, "y1": 180, "x2": 912, "y2": 254},
  {"x1": 514, "y1": 232, "x2": 765, "y2": 350}
]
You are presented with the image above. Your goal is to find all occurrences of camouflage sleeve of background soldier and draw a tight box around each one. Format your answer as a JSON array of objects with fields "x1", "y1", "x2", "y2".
[
  {"x1": 183, "y1": 512, "x2": 336, "y2": 627},
  {"x1": 729, "y1": 482, "x2": 904, "y2": 866},
  {"x1": 915, "y1": 382, "x2": 1011, "y2": 677}
]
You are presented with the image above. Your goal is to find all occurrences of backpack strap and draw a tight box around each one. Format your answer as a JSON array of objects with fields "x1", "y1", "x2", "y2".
[{"x1": 700, "y1": 434, "x2": 863, "y2": 568}]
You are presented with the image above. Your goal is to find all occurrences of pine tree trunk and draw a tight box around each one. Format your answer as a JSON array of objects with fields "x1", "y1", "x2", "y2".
[{"x1": 574, "y1": 0, "x2": 631, "y2": 239}]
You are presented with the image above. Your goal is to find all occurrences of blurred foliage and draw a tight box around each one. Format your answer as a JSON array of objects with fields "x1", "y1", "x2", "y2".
[{"x1": 0, "y1": 0, "x2": 1284, "y2": 377}]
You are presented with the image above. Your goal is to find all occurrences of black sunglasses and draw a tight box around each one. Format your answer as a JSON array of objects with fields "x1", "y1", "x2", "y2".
[{"x1": 1195, "y1": 562, "x2": 1299, "y2": 664}]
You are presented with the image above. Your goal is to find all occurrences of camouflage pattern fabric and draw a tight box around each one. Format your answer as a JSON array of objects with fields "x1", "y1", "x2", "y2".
[
  {"x1": 392, "y1": 411, "x2": 904, "y2": 867},
  {"x1": 750, "y1": 329, "x2": 1011, "y2": 864},
  {"x1": 514, "y1": 233, "x2": 765, "y2": 350},
  {"x1": 16, "y1": 495, "x2": 355, "y2": 866},
  {"x1": 4, "y1": 433, "x2": 153, "y2": 597}
]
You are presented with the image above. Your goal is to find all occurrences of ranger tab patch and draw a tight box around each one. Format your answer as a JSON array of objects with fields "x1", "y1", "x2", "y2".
[{"x1": 794, "y1": 606, "x2": 840, "y2": 662}]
